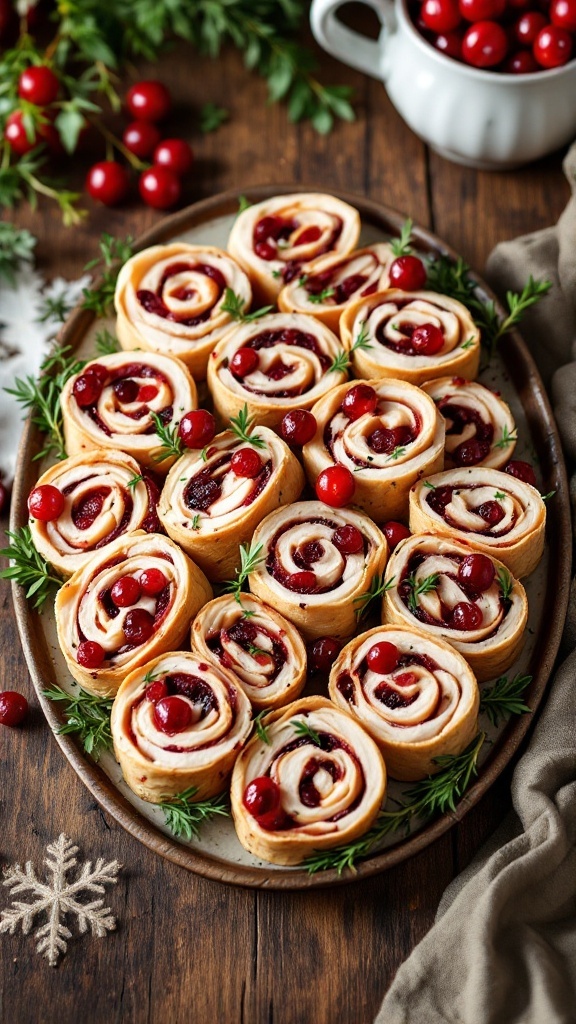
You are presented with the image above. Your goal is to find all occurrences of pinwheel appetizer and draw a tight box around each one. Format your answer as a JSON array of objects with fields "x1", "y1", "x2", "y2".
[
  {"x1": 230, "y1": 696, "x2": 386, "y2": 866},
  {"x1": 329, "y1": 625, "x2": 479, "y2": 780},
  {"x1": 207, "y1": 312, "x2": 347, "y2": 430},
  {"x1": 421, "y1": 377, "x2": 517, "y2": 469},
  {"x1": 55, "y1": 532, "x2": 212, "y2": 697},
  {"x1": 114, "y1": 243, "x2": 252, "y2": 380},
  {"x1": 248, "y1": 500, "x2": 388, "y2": 640},
  {"x1": 302, "y1": 379, "x2": 445, "y2": 522},
  {"x1": 228, "y1": 192, "x2": 361, "y2": 304},
  {"x1": 409, "y1": 468, "x2": 546, "y2": 578},
  {"x1": 277, "y1": 243, "x2": 394, "y2": 334},
  {"x1": 158, "y1": 426, "x2": 304, "y2": 581},
  {"x1": 382, "y1": 533, "x2": 528, "y2": 681},
  {"x1": 61, "y1": 351, "x2": 197, "y2": 471},
  {"x1": 111, "y1": 651, "x2": 252, "y2": 803},
  {"x1": 191, "y1": 594, "x2": 307, "y2": 710},
  {"x1": 341, "y1": 290, "x2": 480, "y2": 385},
  {"x1": 28, "y1": 450, "x2": 160, "y2": 577}
]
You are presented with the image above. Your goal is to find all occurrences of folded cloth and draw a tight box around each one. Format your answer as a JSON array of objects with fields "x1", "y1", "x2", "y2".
[{"x1": 375, "y1": 143, "x2": 576, "y2": 1024}]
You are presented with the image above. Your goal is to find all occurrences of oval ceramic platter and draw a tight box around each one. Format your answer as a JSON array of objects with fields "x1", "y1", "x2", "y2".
[{"x1": 10, "y1": 186, "x2": 571, "y2": 889}]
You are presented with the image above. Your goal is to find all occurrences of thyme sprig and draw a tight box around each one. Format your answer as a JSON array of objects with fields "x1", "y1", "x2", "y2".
[
  {"x1": 328, "y1": 350, "x2": 350, "y2": 374},
  {"x1": 151, "y1": 413, "x2": 183, "y2": 463},
  {"x1": 405, "y1": 572, "x2": 440, "y2": 614},
  {"x1": 5, "y1": 344, "x2": 86, "y2": 461},
  {"x1": 42, "y1": 685, "x2": 113, "y2": 761},
  {"x1": 293, "y1": 719, "x2": 321, "y2": 746},
  {"x1": 253, "y1": 710, "x2": 272, "y2": 745},
  {"x1": 354, "y1": 574, "x2": 396, "y2": 621},
  {"x1": 494, "y1": 424, "x2": 518, "y2": 450},
  {"x1": 0, "y1": 527, "x2": 63, "y2": 610},
  {"x1": 479, "y1": 673, "x2": 532, "y2": 727},
  {"x1": 390, "y1": 218, "x2": 414, "y2": 258},
  {"x1": 221, "y1": 288, "x2": 274, "y2": 323},
  {"x1": 329, "y1": 320, "x2": 372, "y2": 373},
  {"x1": 0, "y1": 223, "x2": 36, "y2": 284},
  {"x1": 222, "y1": 541, "x2": 264, "y2": 606},
  {"x1": 81, "y1": 234, "x2": 134, "y2": 316},
  {"x1": 305, "y1": 732, "x2": 486, "y2": 874},
  {"x1": 95, "y1": 329, "x2": 120, "y2": 355},
  {"x1": 229, "y1": 404, "x2": 266, "y2": 449},
  {"x1": 160, "y1": 787, "x2": 230, "y2": 841},
  {"x1": 199, "y1": 102, "x2": 229, "y2": 133},
  {"x1": 307, "y1": 287, "x2": 335, "y2": 305}
]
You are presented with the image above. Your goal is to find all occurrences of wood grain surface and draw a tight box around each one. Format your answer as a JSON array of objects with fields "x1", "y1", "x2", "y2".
[{"x1": 0, "y1": 33, "x2": 570, "y2": 1024}]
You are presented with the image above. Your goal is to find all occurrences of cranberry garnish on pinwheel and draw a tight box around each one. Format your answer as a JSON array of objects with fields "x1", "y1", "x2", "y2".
[
  {"x1": 303, "y1": 378, "x2": 444, "y2": 523},
  {"x1": 278, "y1": 243, "x2": 395, "y2": 332},
  {"x1": 248, "y1": 500, "x2": 388, "y2": 641},
  {"x1": 409, "y1": 468, "x2": 546, "y2": 578},
  {"x1": 227, "y1": 193, "x2": 361, "y2": 304},
  {"x1": 158, "y1": 426, "x2": 304, "y2": 582},
  {"x1": 382, "y1": 532, "x2": 528, "y2": 680},
  {"x1": 28, "y1": 450, "x2": 162, "y2": 578},
  {"x1": 421, "y1": 377, "x2": 517, "y2": 470},
  {"x1": 340, "y1": 289, "x2": 480, "y2": 386},
  {"x1": 114, "y1": 243, "x2": 252, "y2": 380},
  {"x1": 207, "y1": 312, "x2": 347, "y2": 430},
  {"x1": 191, "y1": 593, "x2": 306, "y2": 710},
  {"x1": 55, "y1": 532, "x2": 212, "y2": 697},
  {"x1": 329, "y1": 625, "x2": 479, "y2": 781},
  {"x1": 230, "y1": 696, "x2": 386, "y2": 866},
  {"x1": 110, "y1": 651, "x2": 252, "y2": 804},
  {"x1": 61, "y1": 351, "x2": 197, "y2": 472}
]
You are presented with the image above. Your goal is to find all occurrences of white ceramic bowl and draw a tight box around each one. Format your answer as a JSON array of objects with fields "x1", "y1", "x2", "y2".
[{"x1": 310, "y1": 0, "x2": 576, "y2": 169}]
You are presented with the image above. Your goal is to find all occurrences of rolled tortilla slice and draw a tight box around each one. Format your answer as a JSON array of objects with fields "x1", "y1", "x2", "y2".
[
  {"x1": 114, "y1": 243, "x2": 252, "y2": 380},
  {"x1": 228, "y1": 192, "x2": 361, "y2": 304},
  {"x1": 329, "y1": 625, "x2": 479, "y2": 781},
  {"x1": 158, "y1": 426, "x2": 304, "y2": 582},
  {"x1": 111, "y1": 651, "x2": 252, "y2": 804},
  {"x1": 248, "y1": 500, "x2": 388, "y2": 641},
  {"x1": 55, "y1": 531, "x2": 212, "y2": 697},
  {"x1": 409, "y1": 468, "x2": 546, "y2": 578},
  {"x1": 191, "y1": 594, "x2": 307, "y2": 710},
  {"x1": 421, "y1": 377, "x2": 517, "y2": 470},
  {"x1": 230, "y1": 695, "x2": 386, "y2": 866},
  {"x1": 382, "y1": 532, "x2": 528, "y2": 681}
]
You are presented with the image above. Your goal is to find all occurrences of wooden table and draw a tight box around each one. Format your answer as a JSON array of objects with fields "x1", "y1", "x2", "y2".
[{"x1": 0, "y1": 34, "x2": 569, "y2": 1024}]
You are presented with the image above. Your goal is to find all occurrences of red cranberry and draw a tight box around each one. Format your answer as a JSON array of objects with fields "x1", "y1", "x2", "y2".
[
  {"x1": 514, "y1": 11, "x2": 547, "y2": 45},
  {"x1": 477, "y1": 500, "x2": 505, "y2": 525},
  {"x1": 411, "y1": 323, "x2": 444, "y2": 355},
  {"x1": 288, "y1": 570, "x2": 317, "y2": 592},
  {"x1": 137, "y1": 385, "x2": 158, "y2": 403},
  {"x1": 462, "y1": 20, "x2": 509, "y2": 66},
  {"x1": 505, "y1": 460, "x2": 537, "y2": 486},
  {"x1": 126, "y1": 80, "x2": 172, "y2": 122},
  {"x1": 421, "y1": 0, "x2": 462, "y2": 32},
  {"x1": 367, "y1": 641, "x2": 399, "y2": 674},
  {"x1": 28, "y1": 484, "x2": 64, "y2": 522},
  {"x1": 153, "y1": 138, "x2": 194, "y2": 176},
  {"x1": 77, "y1": 640, "x2": 105, "y2": 669},
  {"x1": 315, "y1": 465, "x2": 355, "y2": 507},
  {"x1": 384, "y1": 521, "x2": 411, "y2": 550},
  {"x1": 254, "y1": 241, "x2": 276, "y2": 261},
  {"x1": 0, "y1": 691, "x2": 29, "y2": 727},
  {"x1": 231, "y1": 448, "x2": 262, "y2": 478},
  {"x1": 342, "y1": 384, "x2": 378, "y2": 421},
  {"x1": 18, "y1": 66, "x2": 59, "y2": 105},
  {"x1": 451, "y1": 602, "x2": 483, "y2": 630},
  {"x1": 453, "y1": 438, "x2": 491, "y2": 466},
  {"x1": 178, "y1": 409, "x2": 216, "y2": 449},
  {"x1": 114, "y1": 378, "x2": 139, "y2": 404},
  {"x1": 434, "y1": 30, "x2": 464, "y2": 58},
  {"x1": 389, "y1": 255, "x2": 427, "y2": 291},
  {"x1": 281, "y1": 409, "x2": 317, "y2": 446},
  {"x1": 139, "y1": 166, "x2": 181, "y2": 209},
  {"x1": 333, "y1": 524, "x2": 364, "y2": 554},
  {"x1": 457, "y1": 553, "x2": 495, "y2": 592},
  {"x1": 153, "y1": 696, "x2": 192, "y2": 734},
  {"x1": 73, "y1": 372, "x2": 103, "y2": 407},
  {"x1": 504, "y1": 49, "x2": 539, "y2": 71},
  {"x1": 145, "y1": 680, "x2": 169, "y2": 703},
  {"x1": 86, "y1": 363, "x2": 108, "y2": 385},
  {"x1": 123, "y1": 120, "x2": 161, "y2": 159},
  {"x1": 533, "y1": 24, "x2": 573, "y2": 66},
  {"x1": 243, "y1": 776, "x2": 283, "y2": 829},
  {"x1": 254, "y1": 216, "x2": 283, "y2": 242},
  {"x1": 139, "y1": 568, "x2": 168, "y2": 595},
  {"x1": 551, "y1": 0, "x2": 576, "y2": 30},
  {"x1": 459, "y1": 0, "x2": 505, "y2": 18},
  {"x1": 111, "y1": 575, "x2": 141, "y2": 608},
  {"x1": 369, "y1": 425, "x2": 412, "y2": 454},
  {"x1": 86, "y1": 161, "x2": 130, "y2": 207},
  {"x1": 309, "y1": 636, "x2": 342, "y2": 673},
  {"x1": 123, "y1": 608, "x2": 154, "y2": 644},
  {"x1": 230, "y1": 347, "x2": 259, "y2": 377}
]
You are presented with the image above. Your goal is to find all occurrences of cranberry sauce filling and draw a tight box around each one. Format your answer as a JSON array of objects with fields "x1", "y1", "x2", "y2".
[
  {"x1": 299, "y1": 758, "x2": 342, "y2": 807},
  {"x1": 77, "y1": 362, "x2": 172, "y2": 434},
  {"x1": 136, "y1": 262, "x2": 226, "y2": 325},
  {"x1": 207, "y1": 618, "x2": 288, "y2": 680},
  {"x1": 323, "y1": 401, "x2": 421, "y2": 467},
  {"x1": 228, "y1": 328, "x2": 331, "y2": 396},
  {"x1": 141, "y1": 473, "x2": 162, "y2": 533},
  {"x1": 305, "y1": 254, "x2": 382, "y2": 305},
  {"x1": 70, "y1": 487, "x2": 110, "y2": 530},
  {"x1": 266, "y1": 516, "x2": 363, "y2": 594},
  {"x1": 426, "y1": 484, "x2": 512, "y2": 535},
  {"x1": 336, "y1": 673, "x2": 355, "y2": 703},
  {"x1": 183, "y1": 455, "x2": 273, "y2": 513},
  {"x1": 132, "y1": 670, "x2": 242, "y2": 754},
  {"x1": 252, "y1": 215, "x2": 343, "y2": 280},
  {"x1": 374, "y1": 299, "x2": 444, "y2": 356},
  {"x1": 88, "y1": 564, "x2": 173, "y2": 657}
]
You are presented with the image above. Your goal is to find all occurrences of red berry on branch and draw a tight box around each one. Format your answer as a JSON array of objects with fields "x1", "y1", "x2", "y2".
[
  {"x1": 126, "y1": 80, "x2": 172, "y2": 122},
  {"x1": 28, "y1": 484, "x2": 65, "y2": 522},
  {"x1": 5, "y1": 110, "x2": 35, "y2": 155},
  {"x1": 18, "y1": 66, "x2": 59, "y2": 105},
  {"x1": 153, "y1": 138, "x2": 194, "y2": 176},
  {"x1": 389, "y1": 255, "x2": 427, "y2": 290},
  {"x1": 178, "y1": 410, "x2": 216, "y2": 449},
  {"x1": 315, "y1": 465, "x2": 356, "y2": 507},
  {"x1": 139, "y1": 166, "x2": 181, "y2": 209},
  {"x1": 123, "y1": 120, "x2": 161, "y2": 159},
  {"x1": 280, "y1": 409, "x2": 317, "y2": 446},
  {"x1": 0, "y1": 691, "x2": 29, "y2": 727},
  {"x1": 86, "y1": 161, "x2": 130, "y2": 206}
]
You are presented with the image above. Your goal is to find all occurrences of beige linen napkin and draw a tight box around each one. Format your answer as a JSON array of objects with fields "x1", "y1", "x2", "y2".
[{"x1": 375, "y1": 144, "x2": 576, "y2": 1024}]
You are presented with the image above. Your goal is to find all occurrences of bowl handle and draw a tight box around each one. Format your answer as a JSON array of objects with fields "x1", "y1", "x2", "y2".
[{"x1": 310, "y1": 0, "x2": 395, "y2": 80}]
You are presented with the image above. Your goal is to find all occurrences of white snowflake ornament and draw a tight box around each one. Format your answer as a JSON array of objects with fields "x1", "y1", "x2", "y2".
[{"x1": 0, "y1": 833, "x2": 121, "y2": 966}]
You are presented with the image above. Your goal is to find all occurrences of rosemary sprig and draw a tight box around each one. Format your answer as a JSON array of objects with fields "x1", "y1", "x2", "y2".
[
  {"x1": 5, "y1": 344, "x2": 86, "y2": 461},
  {"x1": 542, "y1": 490, "x2": 556, "y2": 502},
  {"x1": 352, "y1": 320, "x2": 372, "y2": 352},
  {"x1": 160, "y1": 787, "x2": 230, "y2": 841},
  {"x1": 42, "y1": 685, "x2": 113, "y2": 761},
  {"x1": 423, "y1": 481, "x2": 436, "y2": 490},
  {"x1": 191, "y1": 514, "x2": 201, "y2": 530},
  {"x1": 497, "y1": 567, "x2": 513, "y2": 602},
  {"x1": 293, "y1": 719, "x2": 321, "y2": 746},
  {"x1": 221, "y1": 287, "x2": 274, "y2": 322},
  {"x1": 0, "y1": 527, "x2": 63, "y2": 610},
  {"x1": 229, "y1": 404, "x2": 266, "y2": 449},
  {"x1": 248, "y1": 644, "x2": 269, "y2": 658},
  {"x1": 127, "y1": 473, "x2": 144, "y2": 491},
  {"x1": 494, "y1": 424, "x2": 518, "y2": 450},
  {"x1": 426, "y1": 255, "x2": 477, "y2": 306},
  {"x1": 354, "y1": 574, "x2": 396, "y2": 621},
  {"x1": 405, "y1": 572, "x2": 439, "y2": 614},
  {"x1": 253, "y1": 710, "x2": 272, "y2": 745},
  {"x1": 328, "y1": 350, "x2": 350, "y2": 374},
  {"x1": 0, "y1": 223, "x2": 36, "y2": 284},
  {"x1": 305, "y1": 732, "x2": 486, "y2": 874},
  {"x1": 328, "y1": 320, "x2": 372, "y2": 373},
  {"x1": 479, "y1": 673, "x2": 532, "y2": 727},
  {"x1": 222, "y1": 541, "x2": 264, "y2": 605},
  {"x1": 151, "y1": 413, "x2": 183, "y2": 463},
  {"x1": 307, "y1": 287, "x2": 335, "y2": 305},
  {"x1": 95, "y1": 329, "x2": 120, "y2": 355},
  {"x1": 237, "y1": 195, "x2": 252, "y2": 213},
  {"x1": 143, "y1": 668, "x2": 161, "y2": 683},
  {"x1": 390, "y1": 218, "x2": 413, "y2": 258},
  {"x1": 81, "y1": 233, "x2": 134, "y2": 316},
  {"x1": 461, "y1": 337, "x2": 476, "y2": 350},
  {"x1": 387, "y1": 446, "x2": 406, "y2": 461}
]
